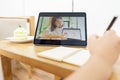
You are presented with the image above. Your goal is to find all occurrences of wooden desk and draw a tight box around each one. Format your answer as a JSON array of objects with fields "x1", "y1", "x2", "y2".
[{"x1": 0, "y1": 40, "x2": 120, "y2": 80}]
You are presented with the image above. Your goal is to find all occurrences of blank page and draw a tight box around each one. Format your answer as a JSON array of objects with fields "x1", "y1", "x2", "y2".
[
  {"x1": 37, "y1": 46, "x2": 80, "y2": 61},
  {"x1": 63, "y1": 50, "x2": 90, "y2": 66}
]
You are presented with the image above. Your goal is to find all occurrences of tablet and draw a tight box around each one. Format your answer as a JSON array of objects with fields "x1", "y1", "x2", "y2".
[{"x1": 34, "y1": 12, "x2": 87, "y2": 46}]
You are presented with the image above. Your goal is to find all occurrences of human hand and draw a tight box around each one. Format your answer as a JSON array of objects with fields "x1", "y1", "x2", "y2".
[{"x1": 88, "y1": 30, "x2": 120, "y2": 66}]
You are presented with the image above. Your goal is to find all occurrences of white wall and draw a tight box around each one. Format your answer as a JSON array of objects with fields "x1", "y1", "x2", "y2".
[
  {"x1": 0, "y1": 0, "x2": 25, "y2": 16},
  {"x1": 0, "y1": 0, "x2": 120, "y2": 35},
  {"x1": 24, "y1": 0, "x2": 72, "y2": 22},
  {"x1": 74, "y1": 0, "x2": 120, "y2": 36}
]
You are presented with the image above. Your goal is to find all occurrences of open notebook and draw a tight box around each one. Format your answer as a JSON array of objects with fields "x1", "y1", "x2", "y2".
[{"x1": 37, "y1": 46, "x2": 90, "y2": 66}]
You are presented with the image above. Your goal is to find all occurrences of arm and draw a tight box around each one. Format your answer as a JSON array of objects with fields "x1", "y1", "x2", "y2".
[
  {"x1": 65, "y1": 30, "x2": 120, "y2": 80},
  {"x1": 65, "y1": 55, "x2": 112, "y2": 80}
]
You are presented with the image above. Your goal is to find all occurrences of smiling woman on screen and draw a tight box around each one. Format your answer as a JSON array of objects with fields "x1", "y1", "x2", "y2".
[{"x1": 41, "y1": 17, "x2": 66, "y2": 40}]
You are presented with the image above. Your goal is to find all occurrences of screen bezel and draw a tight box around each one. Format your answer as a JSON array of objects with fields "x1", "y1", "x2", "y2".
[{"x1": 34, "y1": 12, "x2": 87, "y2": 46}]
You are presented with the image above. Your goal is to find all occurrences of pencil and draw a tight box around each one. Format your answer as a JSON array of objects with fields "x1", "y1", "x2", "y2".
[{"x1": 106, "y1": 16, "x2": 118, "y2": 31}]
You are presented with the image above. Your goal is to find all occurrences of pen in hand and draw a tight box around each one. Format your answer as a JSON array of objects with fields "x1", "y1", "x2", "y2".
[{"x1": 106, "y1": 16, "x2": 118, "y2": 31}]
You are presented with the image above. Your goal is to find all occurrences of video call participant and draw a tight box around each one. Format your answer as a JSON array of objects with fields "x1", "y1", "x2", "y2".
[{"x1": 41, "y1": 17, "x2": 66, "y2": 39}]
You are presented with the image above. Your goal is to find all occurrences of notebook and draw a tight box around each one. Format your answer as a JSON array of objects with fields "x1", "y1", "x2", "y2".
[{"x1": 37, "y1": 46, "x2": 90, "y2": 66}]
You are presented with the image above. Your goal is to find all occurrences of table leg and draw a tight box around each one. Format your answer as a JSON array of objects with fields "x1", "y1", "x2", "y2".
[
  {"x1": 19, "y1": 62, "x2": 32, "y2": 79},
  {"x1": 1, "y1": 55, "x2": 12, "y2": 80},
  {"x1": 26, "y1": 65, "x2": 32, "y2": 79},
  {"x1": 55, "y1": 75, "x2": 61, "y2": 80}
]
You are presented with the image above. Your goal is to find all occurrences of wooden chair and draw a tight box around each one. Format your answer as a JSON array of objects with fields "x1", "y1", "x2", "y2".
[
  {"x1": 0, "y1": 16, "x2": 35, "y2": 38},
  {"x1": 0, "y1": 16, "x2": 35, "y2": 79}
]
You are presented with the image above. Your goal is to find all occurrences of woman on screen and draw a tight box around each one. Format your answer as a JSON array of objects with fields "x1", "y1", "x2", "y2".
[{"x1": 41, "y1": 16, "x2": 66, "y2": 39}]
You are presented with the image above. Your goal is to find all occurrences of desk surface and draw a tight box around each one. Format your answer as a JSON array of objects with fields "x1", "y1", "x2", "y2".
[
  {"x1": 0, "y1": 40, "x2": 120, "y2": 80},
  {"x1": 0, "y1": 40, "x2": 79, "y2": 77}
]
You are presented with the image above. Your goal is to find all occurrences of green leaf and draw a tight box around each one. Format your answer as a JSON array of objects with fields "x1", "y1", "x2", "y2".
[{"x1": 19, "y1": 25, "x2": 22, "y2": 28}]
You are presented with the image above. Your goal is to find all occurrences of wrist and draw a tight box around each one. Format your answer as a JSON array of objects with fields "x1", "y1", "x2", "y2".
[
  {"x1": 91, "y1": 55, "x2": 113, "y2": 68},
  {"x1": 90, "y1": 55, "x2": 113, "y2": 79}
]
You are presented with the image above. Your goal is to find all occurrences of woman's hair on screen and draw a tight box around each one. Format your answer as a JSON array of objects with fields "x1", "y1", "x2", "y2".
[{"x1": 51, "y1": 16, "x2": 62, "y2": 31}]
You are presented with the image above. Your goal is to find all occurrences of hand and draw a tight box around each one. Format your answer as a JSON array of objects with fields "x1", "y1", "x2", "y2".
[{"x1": 88, "y1": 30, "x2": 120, "y2": 66}]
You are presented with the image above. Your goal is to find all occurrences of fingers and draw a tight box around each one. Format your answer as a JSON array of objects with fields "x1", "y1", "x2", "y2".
[
  {"x1": 104, "y1": 30, "x2": 120, "y2": 51},
  {"x1": 87, "y1": 34, "x2": 99, "y2": 49},
  {"x1": 104, "y1": 30, "x2": 116, "y2": 36},
  {"x1": 88, "y1": 30, "x2": 116, "y2": 43},
  {"x1": 105, "y1": 30, "x2": 120, "y2": 40},
  {"x1": 88, "y1": 30, "x2": 120, "y2": 47},
  {"x1": 88, "y1": 34, "x2": 99, "y2": 43}
]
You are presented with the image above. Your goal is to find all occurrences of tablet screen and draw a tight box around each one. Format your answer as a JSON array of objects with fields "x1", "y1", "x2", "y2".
[{"x1": 34, "y1": 12, "x2": 87, "y2": 46}]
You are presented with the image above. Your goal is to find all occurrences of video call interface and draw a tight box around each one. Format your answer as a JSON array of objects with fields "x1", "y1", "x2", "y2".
[{"x1": 36, "y1": 16, "x2": 86, "y2": 41}]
